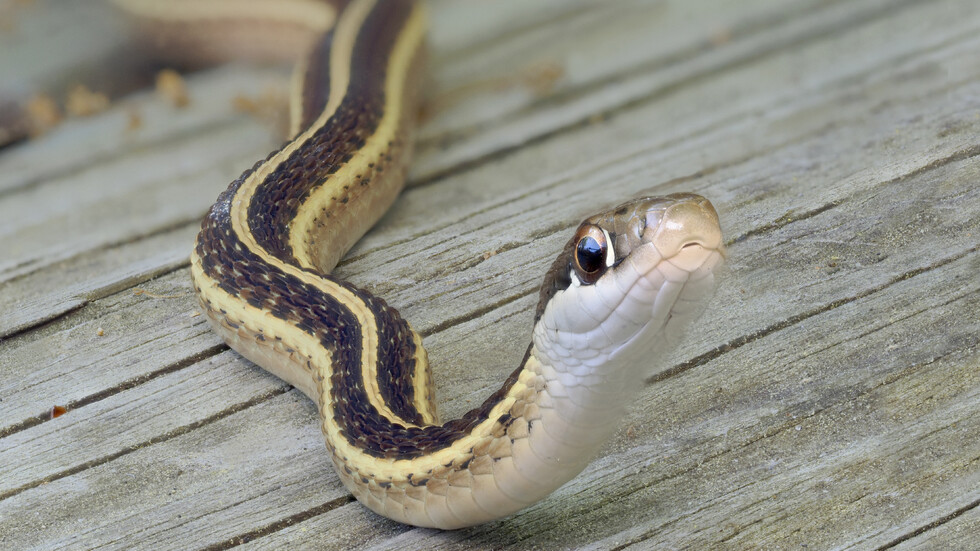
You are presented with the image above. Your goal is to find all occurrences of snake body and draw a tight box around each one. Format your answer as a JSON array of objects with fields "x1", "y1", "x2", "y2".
[{"x1": 117, "y1": 0, "x2": 725, "y2": 529}]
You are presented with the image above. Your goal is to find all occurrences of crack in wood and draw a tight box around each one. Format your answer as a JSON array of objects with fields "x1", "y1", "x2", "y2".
[
  {"x1": 411, "y1": 0, "x2": 929, "y2": 189},
  {"x1": 419, "y1": 288, "x2": 536, "y2": 338},
  {"x1": 875, "y1": 496, "x2": 980, "y2": 550},
  {"x1": 646, "y1": 242, "x2": 979, "y2": 387},
  {"x1": 0, "y1": 300, "x2": 88, "y2": 342},
  {"x1": 0, "y1": 344, "x2": 227, "y2": 440},
  {"x1": 0, "y1": 382, "x2": 286, "y2": 504},
  {"x1": 0, "y1": 117, "x2": 247, "y2": 200},
  {"x1": 0, "y1": 244, "x2": 196, "y2": 340},
  {"x1": 196, "y1": 495, "x2": 357, "y2": 551},
  {"x1": 602, "y1": 343, "x2": 974, "y2": 550},
  {"x1": 727, "y1": 142, "x2": 980, "y2": 247},
  {"x1": 0, "y1": 216, "x2": 199, "y2": 290}
]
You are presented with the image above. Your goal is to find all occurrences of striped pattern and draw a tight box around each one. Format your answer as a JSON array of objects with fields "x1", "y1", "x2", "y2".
[
  {"x1": 118, "y1": 0, "x2": 726, "y2": 529},
  {"x1": 186, "y1": 0, "x2": 540, "y2": 502}
]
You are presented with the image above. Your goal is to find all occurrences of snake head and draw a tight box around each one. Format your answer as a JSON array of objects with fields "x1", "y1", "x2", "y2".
[{"x1": 533, "y1": 193, "x2": 725, "y2": 385}]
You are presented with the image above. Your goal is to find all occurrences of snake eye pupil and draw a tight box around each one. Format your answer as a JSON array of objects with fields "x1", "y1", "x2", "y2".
[
  {"x1": 572, "y1": 224, "x2": 609, "y2": 284},
  {"x1": 577, "y1": 237, "x2": 604, "y2": 273}
]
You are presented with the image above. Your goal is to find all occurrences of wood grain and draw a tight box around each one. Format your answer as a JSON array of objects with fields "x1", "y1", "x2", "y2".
[{"x1": 1, "y1": 0, "x2": 978, "y2": 549}]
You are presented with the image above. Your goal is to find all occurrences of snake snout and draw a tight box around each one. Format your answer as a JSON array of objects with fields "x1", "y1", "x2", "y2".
[{"x1": 646, "y1": 194, "x2": 724, "y2": 260}]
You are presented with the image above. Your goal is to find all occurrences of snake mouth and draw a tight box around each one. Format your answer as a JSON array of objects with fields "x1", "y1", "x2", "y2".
[
  {"x1": 663, "y1": 241, "x2": 725, "y2": 275},
  {"x1": 603, "y1": 242, "x2": 723, "y2": 365},
  {"x1": 683, "y1": 240, "x2": 729, "y2": 264}
]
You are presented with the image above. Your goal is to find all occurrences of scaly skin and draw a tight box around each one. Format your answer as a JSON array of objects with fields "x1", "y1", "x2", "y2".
[{"x1": 126, "y1": 0, "x2": 726, "y2": 528}]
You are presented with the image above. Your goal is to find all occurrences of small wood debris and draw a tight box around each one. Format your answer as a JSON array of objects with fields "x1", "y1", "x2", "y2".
[
  {"x1": 126, "y1": 108, "x2": 143, "y2": 131},
  {"x1": 587, "y1": 113, "x2": 608, "y2": 125},
  {"x1": 50, "y1": 405, "x2": 67, "y2": 419},
  {"x1": 232, "y1": 86, "x2": 289, "y2": 135},
  {"x1": 232, "y1": 95, "x2": 260, "y2": 115},
  {"x1": 156, "y1": 69, "x2": 190, "y2": 108},
  {"x1": 65, "y1": 84, "x2": 109, "y2": 117},
  {"x1": 520, "y1": 60, "x2": 565, "y2": 97},
  {"x1": 25, "y1": 93, "x2": 62, "y2": 136},
  {"x1": 0, "y1": 0, "x2": 36, "y2": 32},
  {"x1": 96, "y1": 327, "x2": 104, "y2": 337}
]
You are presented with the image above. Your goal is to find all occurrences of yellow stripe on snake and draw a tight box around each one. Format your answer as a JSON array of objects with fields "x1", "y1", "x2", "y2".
[{"x1": 115, "y1": 0, "x2": 725, "y2": 529}]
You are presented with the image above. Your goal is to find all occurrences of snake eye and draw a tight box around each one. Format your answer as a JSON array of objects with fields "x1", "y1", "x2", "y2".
[{"x1": 572, "y1": 224, "x2": 609, "y2": 284}]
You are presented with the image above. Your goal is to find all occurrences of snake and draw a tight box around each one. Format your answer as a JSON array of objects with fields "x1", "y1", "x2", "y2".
[{"x1": 114, "y1": 0, "x2": 725, "y2": 529}]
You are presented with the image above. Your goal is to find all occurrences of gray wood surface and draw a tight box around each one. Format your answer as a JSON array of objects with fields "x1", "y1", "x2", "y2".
[{"x1": 1, "y1": 0, "x2": 978, "y2": 549}]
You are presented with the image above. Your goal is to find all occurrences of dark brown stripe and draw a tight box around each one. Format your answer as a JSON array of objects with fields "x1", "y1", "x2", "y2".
[
  {"x1": 296, "y1": 32, "x2": 334, "y2": 134},
  {"x1": 294, "y1": 0, "x2": 356, "y2": 134},
  {"x1": 246, "y1": 1, "x2": 411, "y2": 263}
]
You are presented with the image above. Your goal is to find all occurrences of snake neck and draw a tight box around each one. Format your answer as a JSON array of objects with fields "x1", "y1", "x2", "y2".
[{"x1": 303, "y1": 337, "x2": 623, "y2": 529}]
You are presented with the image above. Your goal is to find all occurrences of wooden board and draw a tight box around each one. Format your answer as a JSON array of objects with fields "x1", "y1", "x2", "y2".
[{"x1": 1, "y1": 0, "x2": 978, "y2": 549}]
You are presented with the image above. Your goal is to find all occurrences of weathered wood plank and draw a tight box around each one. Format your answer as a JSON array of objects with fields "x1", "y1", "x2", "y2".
[
  {"x1": 412, "y1": 0, "x2": 951, "y2": 182},
  {"x1": 0, "y1": 271, "x2": 223, "y2": 425},
  {"x1": 0, "y1": 66, "x2": 284, "y2": 287},
  {"x1": 0, "y1": 0, "x2": 978, "y2": 549},
  {"x1": 891, "y1": 505, "x2": 980, "y2": 551},
  {"x1": 0, "y1": 223, "x2": 196, "y2": 339},
  {"x1": 0, "y1": 350, "x2": 284, "y2": 496},
  {"x1": 0, "y1": 392, "x2": 342, "y2": 550}
]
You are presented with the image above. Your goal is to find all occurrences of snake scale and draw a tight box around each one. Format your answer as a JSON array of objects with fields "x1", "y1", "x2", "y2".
[{"x1": 115, "y1": 0, "x2": 725, "y2": 529}]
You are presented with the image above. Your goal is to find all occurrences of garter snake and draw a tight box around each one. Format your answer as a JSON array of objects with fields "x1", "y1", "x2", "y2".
[{"x1": 116, "y1": 0, "x2": 726, "y2": 529}]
